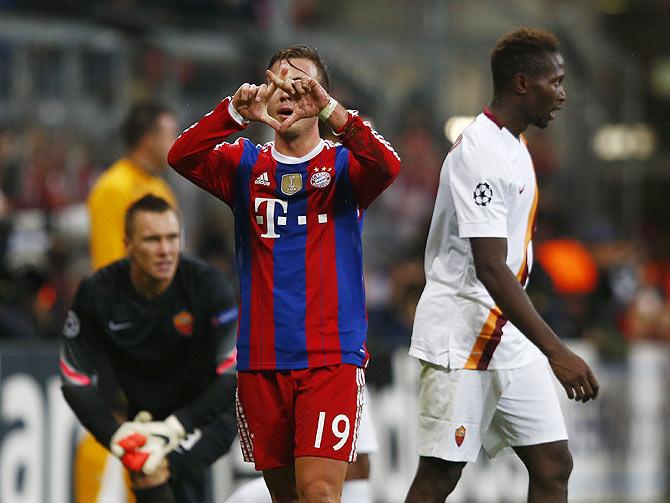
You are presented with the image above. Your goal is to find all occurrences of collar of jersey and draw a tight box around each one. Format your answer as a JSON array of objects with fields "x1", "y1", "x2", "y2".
[
  {"x1": 482, "y1": 108, "x2": 526, "y2": 148},
  {"x1": 124, "y1": 259, "x2": 178, "y2": 305},
  {"x1": 271, "y1": 139, "x2": 325, "y2": 164},
  {"x1": 479, "y1": 113, "x2": 523, "y2": 149},
  {"x1": 483, "y1": 106, "x2": 504, "y2": 129},
  {"x1": 477, "y1": 114, "x2": 527, "y2": 162}
]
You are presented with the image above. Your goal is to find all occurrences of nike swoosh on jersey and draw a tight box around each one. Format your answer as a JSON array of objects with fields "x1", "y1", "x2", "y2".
[
  {"x1": 108, "y1": 320, "x2": 132, "y2": 331},
  {"x1": 519, "y1": 185, "x2": 526, "y2": 194},
  {"x1": 152, "y1": 433, "x2": 171, "y2": 445},
  {"x1": 177, "y1": 428, "x2": 202, "y2": 452}
]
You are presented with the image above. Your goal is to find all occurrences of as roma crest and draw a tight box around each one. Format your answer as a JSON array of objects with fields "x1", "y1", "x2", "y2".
[
  {"x1": 173, "y1": 310, "x2": 193, "y2": 337},
  {"x1": 281, "y1": 173, "x2": 302, "y2": 196},
  {"x1": 455, "y1": 425, "x2": 466, "y2": 447}
]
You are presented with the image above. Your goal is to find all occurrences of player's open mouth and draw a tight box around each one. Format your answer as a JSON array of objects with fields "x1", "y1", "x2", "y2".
[{"x1": 278, "y1": 107, "x2": 293, "y2": 119}]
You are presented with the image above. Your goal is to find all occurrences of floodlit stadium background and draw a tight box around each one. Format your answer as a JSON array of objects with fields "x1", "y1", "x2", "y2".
[{"x1": 0, "y1": 1, "x2": 669, "y2": 502}]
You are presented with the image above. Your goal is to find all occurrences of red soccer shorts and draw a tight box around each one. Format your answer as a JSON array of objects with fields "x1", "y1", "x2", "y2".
[{"x1": 235, "y1": 364, "x2": 366, "y2": 470}]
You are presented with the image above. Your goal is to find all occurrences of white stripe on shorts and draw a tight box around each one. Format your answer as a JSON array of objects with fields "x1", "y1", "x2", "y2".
[
  {"x1": 348, "y1": 368, "x2": 366, "y2": 462},
  {"x1": 235, "y1": 388, "x2": 254, "y2": 462}
]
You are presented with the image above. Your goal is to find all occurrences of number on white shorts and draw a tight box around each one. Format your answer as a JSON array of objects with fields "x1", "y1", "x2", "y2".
[{"x1": 313, "y1": 412, "x2": 351, "y2": 451}]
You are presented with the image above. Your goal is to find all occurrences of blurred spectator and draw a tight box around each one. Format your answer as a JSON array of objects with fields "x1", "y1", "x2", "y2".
[
  {"x1": 0, "y1": 125, "x2": 22, "y2": 204},
  {"x1": 0, "y1": 254, "x2": 75, "y2": 340},
  {"x1": 19, "y1": 128, "x2": 97, "y2": 213},
  {"x1": 625, "y1": 286, "x2": 666, "y2": 341},
  {"x1": 87, "y1": 102, "x2": 178, "y2": 270},
  {"x1": 618, "y1": 226, "x2": 670, "y2": 344},
  {"x1": 21, "y1": 129, "x2": 71, "y2": 210},
  {"x1": 578, "y1": 224, "x2": 646, "y2": 358},
  {"x1": 0, "y1": 265, "x2": 39, "y2": 338}
]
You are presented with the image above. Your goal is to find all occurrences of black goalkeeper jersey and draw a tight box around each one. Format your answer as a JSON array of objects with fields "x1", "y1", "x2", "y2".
[{"x1": 60, "y1": 255, "x2": 237, "y2": 447}]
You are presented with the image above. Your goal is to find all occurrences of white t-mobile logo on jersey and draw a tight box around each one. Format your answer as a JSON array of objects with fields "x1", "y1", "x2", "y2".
[
  {"x1": 254, "y1": 197, "x2": 288, "y2": 238},
  {"x1": 254, "y1": 197, "x2": 330, "y2": 239}
]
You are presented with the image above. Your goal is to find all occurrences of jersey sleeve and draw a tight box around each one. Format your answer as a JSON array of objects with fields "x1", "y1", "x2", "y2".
[
  {"x1": 167, "y1": 97, "x2": 249, "y2": 207},
  {"x1": 450, "y1": 148, "x2": 512, "y2": 238},
  {"x1": 167, "y1": 410, "x2": 237, "y2": 481},
  {"x1": 173, "y1": 267, "x2": 238, "y2": 432},
  {"x1": 205, "y1": 269, "x2": 238, "y2": 376},
  {"x1": 60, "y1": 280, "x2": 124, "y2": 447},
  {"x1": 337, "y1": 111, "x2": 401, "y2": 208}
]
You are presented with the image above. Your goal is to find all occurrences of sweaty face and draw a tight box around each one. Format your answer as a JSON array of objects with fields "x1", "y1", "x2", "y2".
[
  {"x1": 267, "y1": 58, "x2": 321, "y2": 139},
  {"x1": 146, "y1": 113, "x2": 178, "y2": 170},
  {"x1": 525, "y1": 52, "x2": 566, "y2": 129},
  {"x1": 126, "y1": 210, "x2": 180, "y2": 284}
]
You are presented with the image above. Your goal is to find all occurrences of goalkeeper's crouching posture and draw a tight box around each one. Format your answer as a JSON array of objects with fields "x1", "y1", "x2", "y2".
[{"x1": 60, "y1": 194, "x2": 238, "y2": 503}]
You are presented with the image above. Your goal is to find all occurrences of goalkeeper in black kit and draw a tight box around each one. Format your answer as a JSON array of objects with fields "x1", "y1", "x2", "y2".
[{"x1": 60, "y1": 194, "x2": 238, "y2": 503}]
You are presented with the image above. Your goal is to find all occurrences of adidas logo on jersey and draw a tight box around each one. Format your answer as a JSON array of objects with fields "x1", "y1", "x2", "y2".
[{"x1": 255, "y1": 172, "x2": 270, "y2": 186}]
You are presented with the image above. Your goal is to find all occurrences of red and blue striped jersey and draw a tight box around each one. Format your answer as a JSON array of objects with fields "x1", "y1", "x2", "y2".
[{"x1": 168, "y1": 97, "x2": 400, "y2": 371}]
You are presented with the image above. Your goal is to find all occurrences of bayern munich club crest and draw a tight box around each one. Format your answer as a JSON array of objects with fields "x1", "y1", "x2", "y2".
[
  {"x1": 455, "y1": 425, "x2": 466, "y2": 447},
  {"x1": 310, "y1": 167, "x2": 332, "y2": 188},
  {"x1": 473, "y1": 182, "x2": 493, "y2": 207}
]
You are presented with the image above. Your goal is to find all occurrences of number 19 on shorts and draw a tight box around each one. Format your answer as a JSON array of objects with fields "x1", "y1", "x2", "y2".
[{"x1": 314, "y1": 411, "x2": 350, "y2": 451}]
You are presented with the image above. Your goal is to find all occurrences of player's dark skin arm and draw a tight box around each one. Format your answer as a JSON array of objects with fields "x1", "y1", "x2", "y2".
[{"x1": 471, "y1": 237, "x2": 599, "y2": 402}]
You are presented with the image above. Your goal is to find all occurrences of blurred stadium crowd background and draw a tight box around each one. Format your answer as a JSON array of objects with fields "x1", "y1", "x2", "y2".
[{"x1": 0, "y1": 0, "x2": 669, "y2": 501}]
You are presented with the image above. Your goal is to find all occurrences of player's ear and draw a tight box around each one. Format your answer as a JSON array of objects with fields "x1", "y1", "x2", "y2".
[{"x1": 513, "y1": 73, "x2": 529, "y2": 96}]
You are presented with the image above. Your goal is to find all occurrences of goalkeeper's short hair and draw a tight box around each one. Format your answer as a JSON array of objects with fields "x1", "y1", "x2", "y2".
[{"x1": 124, "y1": 194, "x2": 180, "y2": 238}]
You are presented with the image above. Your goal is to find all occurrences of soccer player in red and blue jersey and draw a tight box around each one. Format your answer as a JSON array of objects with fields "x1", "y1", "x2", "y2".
[{"x1": 168, "y1": 46, "x2": 400, "y2": 502}]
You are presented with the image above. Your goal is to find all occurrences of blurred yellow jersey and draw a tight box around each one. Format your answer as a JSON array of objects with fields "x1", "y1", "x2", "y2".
[{"x1": 87, "y1": 157, "x2": 177, "y2": 270}]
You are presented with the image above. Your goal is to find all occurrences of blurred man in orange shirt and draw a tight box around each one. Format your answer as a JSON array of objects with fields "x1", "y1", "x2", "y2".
[{"x1": 88, "y1": 102, "x2": 178, "y2": 270}]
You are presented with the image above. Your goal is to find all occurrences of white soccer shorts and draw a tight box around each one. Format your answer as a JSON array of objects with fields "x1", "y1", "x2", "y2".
[
  {"x1": 418, "y1": 357, "x2": 568, "y2": 462},
  {"x1": 356, "y1": 387, "x2": 379, "y2": 454}
]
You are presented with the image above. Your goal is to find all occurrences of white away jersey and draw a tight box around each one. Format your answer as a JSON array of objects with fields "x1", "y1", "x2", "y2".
[{"x1": 409, "y1": 110, "x2": 544, "y2": 370}]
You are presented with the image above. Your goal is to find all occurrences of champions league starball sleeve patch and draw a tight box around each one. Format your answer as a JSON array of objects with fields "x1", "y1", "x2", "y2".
[
  {"x1": 63, "y1": 310, "x2": 81, "y2": 338},
  {"x1": 473, "y1": 182, "x2": 493, "y2": 207}
]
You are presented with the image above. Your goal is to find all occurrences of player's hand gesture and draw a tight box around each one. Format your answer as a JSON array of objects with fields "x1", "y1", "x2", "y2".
[
  {"x1": 267, "y1": 67, "x2": 330, "y2": 133},
  {"x1": 232, "y1": 77, "x2": 282, "y2": 131},
  {"x1": 548, "y1": 346, "x2": 599, "y2": 403}
]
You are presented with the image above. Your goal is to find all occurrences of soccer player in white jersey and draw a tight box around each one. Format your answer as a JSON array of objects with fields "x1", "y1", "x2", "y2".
[
  {"x1": 225, "y1": 392, "x2": 378, "y2": 503},
  {"x1": 405, "y1": 28, "x2": 599, "y2": 503}
]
